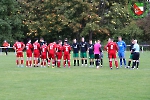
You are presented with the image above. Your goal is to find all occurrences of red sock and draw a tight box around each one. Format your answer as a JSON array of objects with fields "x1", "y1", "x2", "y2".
[
  {"x1": 57, "y1": 59, "x2": 60, "y2": 67},
  {"x1": 68, "y1": 60, "x2": 70, "y2": 67},
  {"x1": 63, "y1": 60, "x2": 66, "y2": 67},
  {"x1": 109, "y1": 61, "x2": 112, "y2": 68},
  {"x1": 26, "y1": 61, "x2": 28, "y2": 66},
  {"x1": 52, "y1": 60, "x2": 55, "y2": 66},
  {"x1": 21, "y1": 60, "x2": 24, "y2": 64},
  {"x1": 44, "y1": 61, "x2": 46, "y2": 66},
  {"x1": 16, "y1": 60, "x2": 19, "y2": 65},
  {"x1": 115, "y1": 61, "x2": 118, "y2": 68},
  {"x1": 29, "y1": 60, "x2": 32, "y2": 66}
]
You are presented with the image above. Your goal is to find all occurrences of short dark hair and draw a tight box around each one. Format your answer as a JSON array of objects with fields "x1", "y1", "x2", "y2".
[{"x1": 35, "y1": 38, "x2": 38, "y2": 42}]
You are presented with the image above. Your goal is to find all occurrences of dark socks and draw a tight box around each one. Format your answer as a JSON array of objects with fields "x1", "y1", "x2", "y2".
[
  {"x1": 85, "y1": 60, "x2": 87, "y2": 64},
  {"x1": 74, "y1": 60, "x2": 76, "y2": 66},
  {"x1": 77, "y1": 60, "x2": 79, "y2": 66},
  {"x1": 128, "y1": 61, "x2": 131, "y2": 66},
  {"x1": 81, "y1": 59, "x2": 84, "y2": 65}
]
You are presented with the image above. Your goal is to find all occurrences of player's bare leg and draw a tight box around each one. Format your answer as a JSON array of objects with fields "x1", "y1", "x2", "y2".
[
  {"x1": 41, "y1": 59, "x2": 46, "y2": 68},
  {"x1": 43, "y1": 59, "x2": 46, "y2": 68},
  {"x1": 16, "y1": 57, "x2": 19, "y2": 67},
  {"x1": 63, "y1": 59, "x2": 66, "y2": 68},
  {"x1": 114, "y1": 58, "x2": 118, "y2": 69},
  {"x1": 109, "y1": 58, "x2": 113, "y2": 69},
  {"x1": 57, "y1": 59, "x2": 61, "y2": 68},
  {"x1": 29, "y1": 57, "x2": 32, "y2": 67},
  {"x1": 20, "y1": 57, "x2": 24, "y2": 67},
  {"x1": 52, "y1": 59, "x2": 55, "y2": 68},
  {"x1": 68, "y1": 60, "x2": 70, "y2": 68},
  {"x1": 26, "y1": 57, "x2": 29, "y2": 67},
  {"x1": 34, "y1": 57, "x2": 38, "y2": 67},
  {"x1": 48, "y1": 58, "x2": 51, "y2": 67}
]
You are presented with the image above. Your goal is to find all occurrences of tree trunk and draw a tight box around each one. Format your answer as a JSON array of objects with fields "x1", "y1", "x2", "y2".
[{"x1": 89, "y1": 30, "x2": 93, "y2": 40}]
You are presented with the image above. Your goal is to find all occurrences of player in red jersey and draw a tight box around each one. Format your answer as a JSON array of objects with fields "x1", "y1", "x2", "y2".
[
  {"x1": 26, "y1": 39, "x2": 33, "y2": 67},
  {"x1": 13, "y1": 40, "x2": 25, "y2": 67},
  {"x1": 41, "y1": 42, "x2": 47, "y2": 68},
  {"x1": 33, "y1": 39, "x2": 41, "y2": 67},
  {"x1": 47, "y1": 42, "x2": 56, "y2": 68},
  {"x1": 105, "y1": 38, "x2": 119, "y2": 69},
  {"x1": 56, "y1": 40, "x2": 63, "y2": 68},
  {"x1": 63, "y1": 40, "x2": 71, "y2": 68},
  {"x1": 53, "y1": 42, "x2": 57, "y2": 66}
]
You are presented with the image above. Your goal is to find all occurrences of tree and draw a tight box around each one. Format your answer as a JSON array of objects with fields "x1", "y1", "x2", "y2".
[
  {"x1": 0, "y1": 0, "x2": 24, "y2": 45},
  {"x1": 137, "y1": 15, "x2": 150, "y2": 43}
]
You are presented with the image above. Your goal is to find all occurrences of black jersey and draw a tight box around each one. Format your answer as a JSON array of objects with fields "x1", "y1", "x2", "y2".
[
  {"x1": 80, "y1": 42, "x2": 88, "y2": 52},
  {"x1": 88, "y1": 44, "x2": 94, "y2": 54},
  {"x1": 72, "y1": 43, "x2": 80, "y2": 53}
]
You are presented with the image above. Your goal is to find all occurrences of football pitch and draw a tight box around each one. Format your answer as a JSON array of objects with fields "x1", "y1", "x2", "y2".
[{"x1": 0, "y1": 51, "x2": 149, "y2": 100}]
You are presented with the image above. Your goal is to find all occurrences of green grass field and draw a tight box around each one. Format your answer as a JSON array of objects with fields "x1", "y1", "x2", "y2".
[{"x1": 0, "y1": 51, "x2": 149, "y2": 100}]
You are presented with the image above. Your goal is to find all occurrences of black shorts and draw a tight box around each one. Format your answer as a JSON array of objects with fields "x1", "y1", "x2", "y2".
[
  {"x1": 95, "y1": 54, "x2": 100, "y2": 59},
  {"x1": 133, "y1": 52, "x2": 140, "y2": 60}
]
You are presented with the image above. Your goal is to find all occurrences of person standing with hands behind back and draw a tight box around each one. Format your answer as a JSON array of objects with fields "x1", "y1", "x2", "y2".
[
  {"x1": 80, "y1": 37, "x2": 88, "y2": 67},
  {"x1": 3, "y1": 40, "x2": 10, "y2": 55}
]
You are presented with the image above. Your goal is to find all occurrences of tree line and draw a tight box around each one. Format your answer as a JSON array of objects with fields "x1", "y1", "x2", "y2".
[{"x1": 0, "y1": 0, "x2": 150, "y2": 46}]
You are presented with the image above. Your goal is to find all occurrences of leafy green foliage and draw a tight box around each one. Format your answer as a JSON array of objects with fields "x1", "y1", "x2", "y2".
[{"x1": 0, "y1": 0, "x2": 24, "y2": 45}]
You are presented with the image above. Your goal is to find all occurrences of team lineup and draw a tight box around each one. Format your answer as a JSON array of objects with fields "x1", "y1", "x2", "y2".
[{"x1": 13, "y1": 36, "x2": 140, "y2": 69}]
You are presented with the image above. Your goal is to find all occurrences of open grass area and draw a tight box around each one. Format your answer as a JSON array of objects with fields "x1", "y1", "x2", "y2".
[{"x1": 0, "y1": 51, "x2": 149, "y2": 100}]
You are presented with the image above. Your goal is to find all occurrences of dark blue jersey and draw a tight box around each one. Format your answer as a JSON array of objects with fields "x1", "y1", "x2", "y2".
[
  {"x1": 72, "y1": 43, "x2": 80, "y2": 53},
  {"x1": 80, "y1": 42, "x2": 88, "y2": 52},
  {"x1": 88, "y1": 44, "x2": 94, "y2": 54}
]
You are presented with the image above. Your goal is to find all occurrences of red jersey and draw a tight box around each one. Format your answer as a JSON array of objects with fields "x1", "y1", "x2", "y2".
[
  {"x1": 57, "y1": 44, "x2": 63, "y2": 53},
  {"x1": 47, "y1": 43, "x2": 56, "y2": 54},
  {"x1": 13, "y1": 42, "x2": 25, "y2": 53},
  {"x1": 105, "y1": 42, "x2": 118, "y2": 53},
  {"x1": 26, "y1": 43, "x2": 33, "y2": 53},
  {"x1": 41, "y1": 44, "x2": 47, "y2": 54},
  {"x1": 63, "y1": 44, "x2": 71, "y2": 55},
  {"x1": 33, "y1": 42, "x2": 40, "y2": 53}
]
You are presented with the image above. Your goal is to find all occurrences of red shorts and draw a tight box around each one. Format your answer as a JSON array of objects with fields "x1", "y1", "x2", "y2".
[
  {"x1": 57, "y1": 52, "x2": 62, "y2": 59},
  {"x1": 34, "y1": 52, "x2": 40, "y2": 58},
  {"x1": 16, "y1": 52, "x2": 23, "y2": 57},
  {"x1": 41, "y1": 53, "x2": 47, "y2": 59},
  {"x1": 108, "y1": 52, "x2": 117, "y2": 59},
  {"x1": 63, "y1": 54, "x2": 70, "y2": 60},
  {"x1": 26, "y1": 52, "x2": 32, "y2": 57},
  {"x1": 48, "y1": 53, "x2": 55, "y2": 59}
]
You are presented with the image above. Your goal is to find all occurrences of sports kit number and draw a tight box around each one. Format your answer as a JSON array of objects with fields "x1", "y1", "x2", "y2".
[
  {"x1": 50, "y1": 45, "x2": 53, "y2": 49},
  {"x1": 42, "y1": 48, "x2": 45, "y2": 52},
  {"x1": 66, "y1": 47, "x2": 68, "y2": 51},
  {"x1": 110, "y1": 45, "x2": 113, "y2": 49},
  {"x1": 17, "y1": 43, "x2": 21, "y2": 48},
  {"x1": 34, "y1": 45, "x2": 37, "y2": 49}
]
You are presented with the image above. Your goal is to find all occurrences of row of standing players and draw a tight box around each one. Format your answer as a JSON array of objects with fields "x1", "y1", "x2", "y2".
[{"x1": 13, "y1": 37, "x2": 140, "y2": 69}]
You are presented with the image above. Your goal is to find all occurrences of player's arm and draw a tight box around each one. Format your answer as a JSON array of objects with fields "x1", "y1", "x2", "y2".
[
  {"x1": 116, "y1": 43, "x2": 119, "y2": 52},
  {"x1": 104, "y1": 44, "x2": 108, "y2": 51},
  {"x1": 123, "y1": 41, "x2": 127, "y2": 49},
  {"x1": 22, "y1": 43, "x2": 25, "y2": 50},
  {"x1": 99, "y1": 47, "x2": 102, "y2": 52},
  {"x1": 13, "y1": 44, "x2": 16, "y2": 51},
  {"x1": 85, "y1": 42, "x2": 88, "y2": 51}
]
